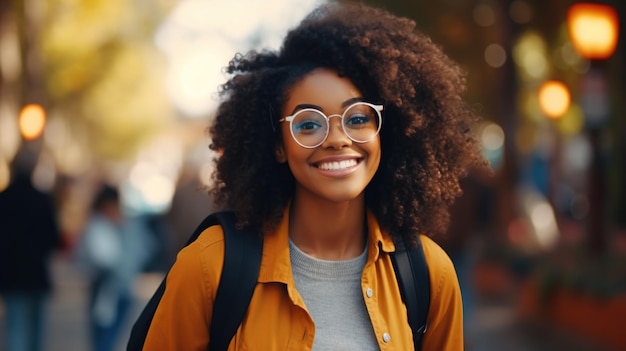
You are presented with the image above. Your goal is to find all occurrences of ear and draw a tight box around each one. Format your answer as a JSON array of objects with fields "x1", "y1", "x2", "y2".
[{"x1": 275, "y1": 144, "x2": 287, "y2": 163}]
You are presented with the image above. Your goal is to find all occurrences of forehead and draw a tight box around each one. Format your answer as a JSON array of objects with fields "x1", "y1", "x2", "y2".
[{"x1": 283, "y1": 68, "x2": 362, "y2": 113}]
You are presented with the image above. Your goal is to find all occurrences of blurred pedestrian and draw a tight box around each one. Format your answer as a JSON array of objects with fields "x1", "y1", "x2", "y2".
[
  {"x1": 75, "y1": 184, "x2": 155, "y2": 351},
  {"x1": 0, "y1": 147, "x2": 62, "y2": 351}
]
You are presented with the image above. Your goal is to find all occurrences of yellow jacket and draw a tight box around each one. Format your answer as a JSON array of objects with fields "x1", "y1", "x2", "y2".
[{"x1": 144, "y1": 209, "x2": 463, "y2": 350}]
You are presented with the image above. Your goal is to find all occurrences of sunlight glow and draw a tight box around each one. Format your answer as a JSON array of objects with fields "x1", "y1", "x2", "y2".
[{"x1": 155, "y1": 0, "x2": 325, "y2": 118}]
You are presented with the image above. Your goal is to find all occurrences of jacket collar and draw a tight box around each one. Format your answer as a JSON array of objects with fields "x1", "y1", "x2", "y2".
[{"x1": 257, "y1": 206, "x2": 396, "y2": 284}]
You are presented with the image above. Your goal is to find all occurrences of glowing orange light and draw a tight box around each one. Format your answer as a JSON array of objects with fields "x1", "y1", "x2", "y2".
[
  {"x1": 538, "y1": 81, "x2": 570, "y2": 119},
  {"x1": 567, "y1": 3, "x2": 619, "y2": 59},
  {"x1": 18, "y1": 104, "x2": 46, "y2": 140}
]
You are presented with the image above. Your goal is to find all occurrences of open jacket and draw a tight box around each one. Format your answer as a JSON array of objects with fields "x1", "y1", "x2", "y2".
[{"x1": 144, "y1": 208, "x2": 463, "y2": 350}]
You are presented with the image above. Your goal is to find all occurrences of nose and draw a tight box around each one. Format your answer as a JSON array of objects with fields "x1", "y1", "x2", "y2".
[{"x1": 321, "y1": 115, "x2": 351, "y2": 149}]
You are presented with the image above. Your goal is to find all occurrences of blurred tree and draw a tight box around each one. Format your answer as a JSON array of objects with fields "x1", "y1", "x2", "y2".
[{"x1": 35, "y1": 0, "x2": 176, "y2": 161}]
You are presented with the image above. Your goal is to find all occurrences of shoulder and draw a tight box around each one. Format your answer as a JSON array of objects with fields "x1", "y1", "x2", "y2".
[
  {"x1": 419, "y1": 235, "x2": 452, "y2": 266},
  {"x1": 161, "y1": 224, "x2": 228, "y2": 309},
  {"x1": 174, "y1": 224, "x2": 227, "y2": 279},
  {"x1": 419, "y1": 235, "x2": 458, "y2": 297},
  {"x1": 190, "y1": 223, "x2": 227, "y2": 249},
  {"x1": 418, "y1": 236, "x2": 464, "y2": 348},
  {"x1": 145, "y1": 223, "x2": 228, "y2": 347}
]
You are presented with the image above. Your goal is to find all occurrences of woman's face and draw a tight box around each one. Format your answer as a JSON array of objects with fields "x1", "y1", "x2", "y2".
[{"x1": 277, "y1": 68, "x2": 381, "y2": 204}]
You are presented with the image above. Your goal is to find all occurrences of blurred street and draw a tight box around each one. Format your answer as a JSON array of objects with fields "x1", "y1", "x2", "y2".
[{"x1": 0, "y1": 252, "x2": 613, "y2": 351}]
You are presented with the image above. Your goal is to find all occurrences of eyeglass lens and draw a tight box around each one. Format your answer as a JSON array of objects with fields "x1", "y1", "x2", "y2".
[{"x1": 290, "y1": 103, "x2": 380, "y2": 147}]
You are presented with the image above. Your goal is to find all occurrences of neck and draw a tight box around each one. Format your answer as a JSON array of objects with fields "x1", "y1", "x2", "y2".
[{"x1": 288, "y1": 193, "x2": 367, "y2": 261}]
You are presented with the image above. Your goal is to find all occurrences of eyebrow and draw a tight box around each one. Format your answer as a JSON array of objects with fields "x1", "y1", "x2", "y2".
[{"x1": 290, "y1": 97, "x2": 365, "y2": 115}]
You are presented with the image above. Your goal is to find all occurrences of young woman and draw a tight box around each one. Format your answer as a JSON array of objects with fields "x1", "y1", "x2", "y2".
[{"x1": 143, "y1": 2, "x2": 485, "y2": 350}]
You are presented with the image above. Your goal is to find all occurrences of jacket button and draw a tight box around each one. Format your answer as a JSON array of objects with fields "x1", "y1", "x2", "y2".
[
  {"x1": 382, "y1": 333, "x2": 391, "y2": 343},
  {"x1": 366, "y1": 288, "x2": 373, "y2": 298}
]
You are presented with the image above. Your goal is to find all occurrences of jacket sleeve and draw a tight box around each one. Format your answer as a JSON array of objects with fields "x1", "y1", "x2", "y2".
[
  {"x1": 419, "y1": 235, "x2": 465, "y2": 351},
  {"x1": 143, "y1": 226, "x2": 225, "y2": 351}
]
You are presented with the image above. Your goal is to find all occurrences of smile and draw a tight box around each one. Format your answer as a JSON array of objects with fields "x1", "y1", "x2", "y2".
[{"x1": 316, "y1": 159, "x2": 359, "y2": 171}]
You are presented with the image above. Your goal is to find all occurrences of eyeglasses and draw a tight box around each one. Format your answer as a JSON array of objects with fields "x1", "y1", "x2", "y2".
[{"x1": 279, "y1": 102, "x2": 383, "y2": 148}]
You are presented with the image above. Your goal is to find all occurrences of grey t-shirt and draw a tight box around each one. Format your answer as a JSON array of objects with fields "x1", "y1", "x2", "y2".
[{"x1": 290, "y1": 240, "x2": 379, "y2": 350}]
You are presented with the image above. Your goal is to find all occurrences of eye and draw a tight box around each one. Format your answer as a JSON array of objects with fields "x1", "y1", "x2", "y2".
[
  {"x1": 291, "y1": 110, "x2": 326, "y2": 134},
  {"x1": 294, "y1": 120, "x2": 323, "y2": 133},
  {"x1": 345, "y1": 114, "x2": 371, "y2": 126}
]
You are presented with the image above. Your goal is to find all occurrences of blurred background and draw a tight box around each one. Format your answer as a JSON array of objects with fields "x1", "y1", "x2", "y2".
[{"x1": 0, "y1": 0, "x2": 624, "y2": 350}]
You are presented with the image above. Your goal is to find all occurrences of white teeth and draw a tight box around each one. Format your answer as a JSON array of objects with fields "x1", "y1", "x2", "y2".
[{"x1": 318, "y1": 159, "x2": 357, "y2": 171}]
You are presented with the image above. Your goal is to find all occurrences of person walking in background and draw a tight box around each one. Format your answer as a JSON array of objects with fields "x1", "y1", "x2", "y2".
[
  {"x1": 141, "y1": 2, "x2": 487, "y2": 350},
  {"x1": 76, "y1": 184, "x2": 155, "y2": 351},
  {"x1": 0, "y1": 147, "x2": 62, "y2": 351}
]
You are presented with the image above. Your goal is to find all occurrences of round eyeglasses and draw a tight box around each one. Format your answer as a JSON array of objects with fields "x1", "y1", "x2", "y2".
[{"x1": 279, "y1": 102, "x2": 383, "y2": 148}]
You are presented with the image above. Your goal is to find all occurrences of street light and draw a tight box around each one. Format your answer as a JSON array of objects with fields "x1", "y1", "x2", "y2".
[
  {"x1": 566, "y1": 2, "x2": 619, "y2": 255},
  {"x1": 568, "y1": 3, "x2": 619, "y2": 60}
]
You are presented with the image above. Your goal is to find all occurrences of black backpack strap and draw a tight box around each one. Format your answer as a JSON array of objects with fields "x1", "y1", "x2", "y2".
[
  {"x1": 390, "y1": 237, "x2": 430, "y2": 351},
  {"x1": 127, "y1": 211, "x2": 263, "y2": 351},
  {"x1": 127, "y1": 274, "x2": 167, "y2": 350},
  {"x1": 208, "y1": 212, "x2": 263, "y2": 351}
]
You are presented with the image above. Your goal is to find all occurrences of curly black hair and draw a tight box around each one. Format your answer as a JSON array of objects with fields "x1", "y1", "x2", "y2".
[{"x1": 209, "y1": 2, "x2": 486, "y2": 243}]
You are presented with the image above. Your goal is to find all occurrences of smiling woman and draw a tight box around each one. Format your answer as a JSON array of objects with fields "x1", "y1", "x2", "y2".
[{"x1": 139, "y1": 2, "x2": 487, "y2": 350}]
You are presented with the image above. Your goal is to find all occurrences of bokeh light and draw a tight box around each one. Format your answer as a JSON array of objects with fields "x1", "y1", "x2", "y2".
[
  {"x1": 509, "y1": 0, "x2": 533, "y2": 24},
  {"x1": 512, "y1": 186, "x2": 560, "y2": 253},
  {"x1": 480, "y1": 121, "x2": 505, "y2": 170},
  {"x1": 513, "y1": 31, "x2": 549, "y2": 81},
  {"x1": 538, "y1": 80, "x2": 570, "y2": 119},
  {"x1": 0, "y1": 17, "x2": 21, "y2": 83},
  {"x1": 567, "y1": 3, "x2": 619, "y2": 60},
  {"x1": 18, "y1": 104, "x2": 46, "y2": 140},
  {"x1": 473, "y1": 3, "x2": 496, "y2": 27},
  {"x1": 484, "y1": 43, "x2": 507, "y2": 68}
]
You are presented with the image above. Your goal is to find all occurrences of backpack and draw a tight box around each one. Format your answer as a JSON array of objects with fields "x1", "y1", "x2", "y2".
[{"x1": 127, "y1": 211, "x2": 430, "y2": 351}]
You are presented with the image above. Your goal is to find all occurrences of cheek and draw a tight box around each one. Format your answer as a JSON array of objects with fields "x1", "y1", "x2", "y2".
[{"x1": 368, "y1": 138, "x2": 382, "y2": 167}]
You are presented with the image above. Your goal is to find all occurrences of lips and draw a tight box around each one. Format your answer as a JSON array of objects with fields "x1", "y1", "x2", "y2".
[{"x1": 316, "y1": 159, "x2": 359, "y2": 171}]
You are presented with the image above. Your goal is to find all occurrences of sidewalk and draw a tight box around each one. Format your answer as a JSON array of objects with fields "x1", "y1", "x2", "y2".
[
  {"x1": 0, "y1": 254, "x2": 161, "y2": 351},
  {"x1": 0, "y1": 254, "x2": 614, "y2": 351}
]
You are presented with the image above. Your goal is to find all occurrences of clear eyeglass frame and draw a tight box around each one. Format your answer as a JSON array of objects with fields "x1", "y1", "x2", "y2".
[{"x1": 278, "y1": 101, "x2": 383, "y2": 149}]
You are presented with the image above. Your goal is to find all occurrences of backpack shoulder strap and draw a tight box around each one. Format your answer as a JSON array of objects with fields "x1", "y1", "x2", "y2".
[
  {"x1": 208, "y1": 212, "x2": 263, "y2": 351},
  {"x1": 126, "y1": 211, "x2": 263, "y2": 351},
  {"x1": 390, "y1": 236, "x2": 431, "y2": 351}
]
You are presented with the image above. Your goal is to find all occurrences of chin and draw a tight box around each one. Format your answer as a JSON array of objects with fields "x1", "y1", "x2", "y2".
[{"x1": 320, "y1": 187, "x2": 366, "y2": 204}]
